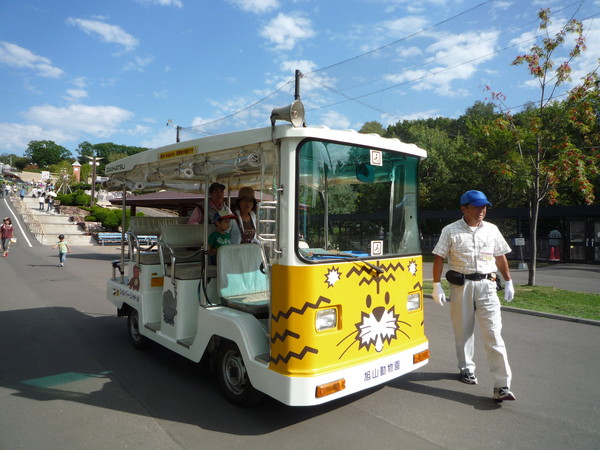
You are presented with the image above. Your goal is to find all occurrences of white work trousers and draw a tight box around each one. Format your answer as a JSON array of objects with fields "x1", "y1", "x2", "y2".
[{"x1": 449, "y1": 279, "x2": 512, "y2": 388}]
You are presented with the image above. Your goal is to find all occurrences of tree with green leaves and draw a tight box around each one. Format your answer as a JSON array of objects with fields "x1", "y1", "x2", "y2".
[
  {"x1": 484, "y1": 8, "x2": 597, "y2": 285},
  {"x1": 24, "y1": 140, "x2": 72, "y2": 168},
  {"x1": 76, "y1": 141, "x2": 148, "y2": 174},
  {"x1": 386, "y1": 120, "x2": 476, "y2": 210}
]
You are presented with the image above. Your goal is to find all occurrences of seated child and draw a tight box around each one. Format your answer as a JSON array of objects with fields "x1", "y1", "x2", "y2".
[{"x1": 207, "y1": 210, "x2": 237, "y2": 264}]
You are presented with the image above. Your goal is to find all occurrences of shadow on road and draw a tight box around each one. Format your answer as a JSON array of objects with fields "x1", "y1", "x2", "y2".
[
  {"x1": 0, "y1": 306, "x2": 370, "y2": 435},
  {"x1": 388, "y1": 372, "x2": 502, "y2": 411}
]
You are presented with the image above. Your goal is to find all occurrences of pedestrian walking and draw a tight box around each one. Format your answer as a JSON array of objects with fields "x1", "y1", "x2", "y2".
[
  {"x1": 52, "y1": 234, "x2": 71, "y2": 267},
  {"x1": 38, "y1": 192, "x2": 46, "y2": 210},
  {"x1": 1, "y1": 217, "x2": 14, "y2": 257},
  {"x1": 431, "y1": 190, "x2": 516, "y2": 403},
  {"x1": 47, "y1": 191, "x2": 57, "y2": 212}
]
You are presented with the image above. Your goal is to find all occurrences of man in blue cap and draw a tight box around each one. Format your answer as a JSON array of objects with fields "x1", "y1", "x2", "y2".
[{"x1": 431, "y1": 190, "x2": 516, "y2": 402}]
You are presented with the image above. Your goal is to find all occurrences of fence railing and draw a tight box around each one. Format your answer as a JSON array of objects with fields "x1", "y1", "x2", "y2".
[{"x1": 12, "y1": 197, "x2": 46, "y2": 243}]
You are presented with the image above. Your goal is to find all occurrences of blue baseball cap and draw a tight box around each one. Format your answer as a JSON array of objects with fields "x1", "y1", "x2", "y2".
[{"x1": 460, "y1": 190, "x2": 492, "y2": 207}]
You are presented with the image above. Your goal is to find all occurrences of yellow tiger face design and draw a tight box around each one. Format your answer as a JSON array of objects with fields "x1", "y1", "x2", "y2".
[{"x1": 337, "y1": 292, "x2": 411, "y2": 359}]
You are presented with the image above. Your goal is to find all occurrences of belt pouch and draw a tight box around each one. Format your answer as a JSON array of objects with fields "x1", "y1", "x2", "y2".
[{"x1": 445, "y1": 270, "x2": 465, "y2": 286}]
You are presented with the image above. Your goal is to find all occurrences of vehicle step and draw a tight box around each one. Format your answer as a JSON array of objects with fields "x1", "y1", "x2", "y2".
[
  {"x1": 145, "y1": 322, "x2": 161, "y2": 332},
  {"x1": 255, "y1": 353, "x2": 270, "y2": 364},
  {"x1": 177, "y1": 337, "x2": 195, "y2": 348}
]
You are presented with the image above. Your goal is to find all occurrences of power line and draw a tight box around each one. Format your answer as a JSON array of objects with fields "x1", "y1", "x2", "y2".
[
  {"x1": 305, "y1": 10, "x2": 600, "y2": 116},
  {"x1": 179, "y1": 1, "x2": 498, "y2": 131},
  {"x1": 180, "y1": 2, "x2": 598, "y2": 131},
  {"x1": 181, "y1": 79, "x2": 294, "y2": 132},
  {"x1": 306, "y1": 0, "x2": 495, "y2": 76}
]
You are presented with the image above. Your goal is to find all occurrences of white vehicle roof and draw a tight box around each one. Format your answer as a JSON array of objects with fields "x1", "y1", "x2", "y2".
[{"x1": 105, "y1": 124, "x2": 427, "y2": 192}]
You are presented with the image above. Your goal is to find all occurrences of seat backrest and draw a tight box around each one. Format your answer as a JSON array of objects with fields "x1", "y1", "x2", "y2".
[
  {"x1": 217, "y1": 244, "x2": 267, "y2": 298},
  {"x1": 160, "y1": 224, "x2": 205, "y2": 248},
  {"x1": 129, "y1": 216, "x2": 188, "y2": 236}
]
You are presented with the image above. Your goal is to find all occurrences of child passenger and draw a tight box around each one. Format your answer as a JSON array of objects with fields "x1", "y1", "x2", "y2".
[{"x1": 207, "y1": 210, "x2": 237, "y2": 265}]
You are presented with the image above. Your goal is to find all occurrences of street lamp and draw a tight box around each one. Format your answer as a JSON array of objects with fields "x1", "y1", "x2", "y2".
[{"x1": 84, "y1": 154, "x2": 103, "y2": 207}]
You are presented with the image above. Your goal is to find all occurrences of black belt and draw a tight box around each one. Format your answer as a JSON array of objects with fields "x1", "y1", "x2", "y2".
[{"x1": 464, "y1": 273, "x2": 496, "y2": 281}]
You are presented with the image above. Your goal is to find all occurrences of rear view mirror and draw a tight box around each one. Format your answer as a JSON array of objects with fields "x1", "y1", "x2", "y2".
[{"x1": 356, "y1": 163, "x2": 374, "y2": 183}]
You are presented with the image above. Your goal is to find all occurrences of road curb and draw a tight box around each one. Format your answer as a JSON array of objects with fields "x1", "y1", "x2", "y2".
[
  {"x1": 424, "y1": 294, "x2": 600, "y2": 327},
  {"x1": 500, "y1": 305, "x2": 600, "y2": 326}
]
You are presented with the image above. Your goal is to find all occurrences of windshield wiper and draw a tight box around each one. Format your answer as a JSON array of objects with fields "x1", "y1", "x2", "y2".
[{"x1": 318, "y1": 250, "x2": 384, "y2": 274}]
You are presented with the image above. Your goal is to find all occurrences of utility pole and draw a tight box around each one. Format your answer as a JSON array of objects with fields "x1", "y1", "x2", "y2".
[
  {"x1": 84, "y1": 154, "x2": 103, "y2": 207},
  {"x1": 295, "y1": 69, "x2": 303, "y2": 100},
  {"x1": 167, "y1": 120, "x2": 181, "y2": 142}
]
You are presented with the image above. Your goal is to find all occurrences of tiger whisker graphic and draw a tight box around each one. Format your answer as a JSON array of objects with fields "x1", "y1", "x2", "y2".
[{"x1": 336, "y1": 293, "x2": 411, "y2": 360}]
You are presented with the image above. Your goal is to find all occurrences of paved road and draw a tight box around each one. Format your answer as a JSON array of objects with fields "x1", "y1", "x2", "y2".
[{"x1": 1, "y1": 199, "x2": 599, "y2": 449}]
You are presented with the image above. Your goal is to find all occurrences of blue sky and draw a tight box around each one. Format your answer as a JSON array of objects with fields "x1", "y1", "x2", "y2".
[{"x1": 0, "y1": 0, "x2": 598, "y2": 157}]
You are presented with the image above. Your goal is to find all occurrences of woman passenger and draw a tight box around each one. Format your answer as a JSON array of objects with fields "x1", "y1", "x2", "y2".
[{"x1": 232, "y1": 187, "x2": 257, "y2": 244}]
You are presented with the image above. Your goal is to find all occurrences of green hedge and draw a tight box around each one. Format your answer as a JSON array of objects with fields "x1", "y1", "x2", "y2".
[{"x1": 56, "y1": 189, "x2": 143, "y2": 230}]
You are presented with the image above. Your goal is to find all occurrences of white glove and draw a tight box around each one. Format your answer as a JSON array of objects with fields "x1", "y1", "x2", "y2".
[
  {"x1": 504, "y1": 279, "x2": 515, "y2": 302},
  {"x1": 432, "y1": 282, "x2": 446, "y2": 306}
]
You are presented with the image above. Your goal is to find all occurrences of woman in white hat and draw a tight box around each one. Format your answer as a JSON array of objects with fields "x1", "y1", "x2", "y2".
[{"x1": 232, "y1": 186, "x2": 258, "y2": 244}]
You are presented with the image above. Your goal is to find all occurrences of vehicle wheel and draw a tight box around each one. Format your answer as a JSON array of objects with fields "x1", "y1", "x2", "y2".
[
  {"x1": 217, "y1": 340, "x2": 262, "y2": 406},
  {"x1": 127, "y1": 309, "x2": 149, "y2": 350}
]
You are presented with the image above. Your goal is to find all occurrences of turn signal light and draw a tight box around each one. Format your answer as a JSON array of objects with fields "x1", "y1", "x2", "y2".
[
  {"x1": 413, "y1": 349, "x2": 430, "y2": 364},
  {"x1": 316, "y1": 379, "x2": 346, "y2": 398}
]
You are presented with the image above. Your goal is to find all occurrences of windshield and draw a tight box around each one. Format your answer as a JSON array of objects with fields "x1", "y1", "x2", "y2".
[{"x1": 296, "y1": 139, "x2": 421, "y2": 261}]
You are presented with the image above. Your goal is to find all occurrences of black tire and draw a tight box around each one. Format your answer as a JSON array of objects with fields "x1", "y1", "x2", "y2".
[
  {"x1": 127, "y1": 309, "x2": 149, "y2": 350},
  {"x1": 217, "y1": 340, "x2": 262, "y2": 406}
]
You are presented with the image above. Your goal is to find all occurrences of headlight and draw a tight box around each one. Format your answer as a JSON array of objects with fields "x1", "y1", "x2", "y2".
[
  {"x1": 407, "y1": 292, "x2": 421, "y2": 311},
  {"x1": 316, "y1": 308, "x2": 337, "y2": 332}
]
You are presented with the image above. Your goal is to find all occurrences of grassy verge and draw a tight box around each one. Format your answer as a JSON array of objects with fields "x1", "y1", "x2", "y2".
[{"x1": 422, "y1": 280, "x2": 600, "y2": 321}]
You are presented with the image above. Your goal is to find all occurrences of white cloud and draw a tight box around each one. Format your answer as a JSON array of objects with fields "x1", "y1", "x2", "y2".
[
  {"x1": 260, "y1": 13, "x2": 316, "y2": 51},
  {"x1": 228, "y1": 0, "x2": 279, "y2": 14},
  {"x1": 153, "y1": 89, "x2": 169, "y2": 99},
  {"x1": 396, "y1": 46, "x2": 422, "y2": 59},
  {"x1": 24, "y1": 104, "x2": 134, "y2": 138},
  {"x1": 66, "y1": 18, "x2": 139, "y2": 53},
  {"x1": 0, "y1": 123, "x2": 53, "y2": 151},
  {"x1": 384, "y1": 30, "x2": 500, "y2": 96},
  {"x1": 134, "y1": 0, "x2": 184, "y2": 7},
  {"x1": 316, "y1": 110, "x2": 351, "y2": 130},
  {"x1": 383, "y1": 108, "x2": 440, "y2": 125},
  {"x1": 0, "y1": 41, "x2": 64, "y2": 78},
  {"x1": 65, "y1": 89, "x2": 88, "y2": 101},
  {"x1": 0, "y1": 102, "x2": 145, "y2": 153},
  {"x1": 382, "y1": 16, "x2": 429, "y2": 36},
  {"x1": 72, "y1": 77, "x2": 87, "y2": 89},
  {"x1": 141, "y1": 127, "x2": 181, "y2": 149},
  {"x1": 123, "y1": 56, "x2": 154, "y2": 72}
]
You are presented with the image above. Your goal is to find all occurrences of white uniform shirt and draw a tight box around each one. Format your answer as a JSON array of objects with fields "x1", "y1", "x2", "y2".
[{"x1": 432, "y1": 218, "x2": 511, "y2": 275}]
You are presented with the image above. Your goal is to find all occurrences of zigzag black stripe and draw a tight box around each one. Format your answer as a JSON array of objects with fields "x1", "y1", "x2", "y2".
[
  {"x1": 378, "y1": 262, "x2": 405, "y2": 272},
  {"x1": 358, "y1": 274, "x2": 396, "y2": 285},
  {"x1": 270, "y1": 346, "x2": 319, "y2": 364},
  {"x1": 271, "y1": 296, "x2": 331, "y2": 322},
  {"x1": 346, "y1": 265, "x2": 373, "y2": 277},
  {"x1": 271, "y1": 330, "x2": 300, "y2": 343}
]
